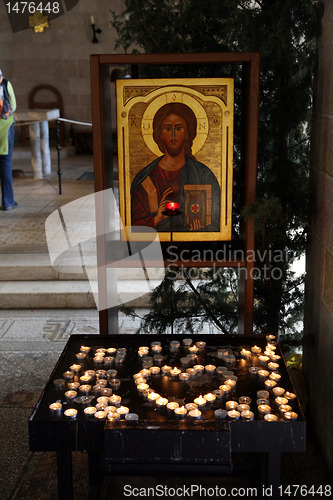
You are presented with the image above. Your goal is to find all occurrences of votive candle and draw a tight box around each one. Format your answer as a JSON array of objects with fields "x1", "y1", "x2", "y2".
[
  {"x1": 147, "y1": 392, "x2": 160, "y2": 402},
  {"x1": 284, "y1": 411, "x2": 298, "y2": 421},
  {"x1": 193, "y1": 364, "x2": 205, "y2": 374},
  {"x1": 194, "y1": 395, "x2": 207, "y2": 407},
  {"x1": 64, "y1": 408, "x2": 78, "y2": 418},
  {"x1": 169, "y1": 368, "x2": 181, "y2": 378},
  {"x1": 94, "y1": 411, "x2": 107, "y2": 419},
  {"x1": 185, "y1": 403, "x2": 198, "y2": 411},
  {"x1": 174, "y1": 406, "x2": 187, "y2": 418},
  {"x1": 49, "y1": 402, "x2": 62, "y2": 412},
  {"x1": 79, "y1": 384, "x2": 92, "y2": 394},
  {"x1": 279, "y1": 404, "x2": 292, "y2": 415},
  {"x1": 239, "y1": 396, "x2": 252, "y2": 405},
  {"x1": 257, "y1": 390, "x2": 270, "y2": 399},
  {"x1": 75, "y1": 352, "x2": 86, "y2": 361},
  {"x1": 166, "y1": 402, "x2": 179, "y2": 411},
  {"x1": 117, "y1": 406, "x2": 129, "y2": 417},
  {"x1": 109, "y1": 395, "x2": 121, "y2": 406},
  {"x1": 264, "y1": 379, "x2": 277, "y2": 390},
  {"x1": 264, "y1": 413, "x2": 278, "y2": 421},
  {"x1": 259, "y1": 355, "x2": 270, "y2": 365},
  {"x1": 204, "y1": 393, "x2": 216, "y2": 403},
  {"x1": 241, "y1": 410, "x2": 254, "y2": 420},
  {"x1": 275, "y1": 396, "x2": 288, "y2": 406},
  {"x1": 70, "y1": 364, "x2": 81, "y2": 373},
  {"x1": 258, "y1": 404, "x2": 271, "y2": 415},
  {"x1": 156, "y1": 397, "x2": 168, "y2": 407},
  {"x1": 225, "y1": 400, "x2": 238, "y2": 410},
  {"x1": 219, "y1": 384, "x2": 231, "y2": 394},
  {"x1": 227, "y1": 410, "x2": 240, "y2": 420},
  {"x1": 188, "y1": 409, "x2": 201, "y2": 419},
  {"x1": 214, "y1": 409, "x2": 228, "y2": 420},
  {"x1": 285, "y1": 391, "x2": 297, "y2": 403},
  {"x1": 268, "y1": 362, "x2": 279, "y2": 371},
  {"x1": 84, "y1": 406, "x2": 97, "y2": 416},
  {"x1": 272, "y1": 387, "x2": 285, "y2": 398},
  {"x1": 237, "y1": 404, "x2": 250, "y2": 413},
  {"x1": 65, "y1": 390, "x2": 77, "y2": 400}
]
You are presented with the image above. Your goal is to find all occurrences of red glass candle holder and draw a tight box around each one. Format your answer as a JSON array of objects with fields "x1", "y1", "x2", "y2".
[{"x1": 165, "y1": 202, "x2": 179, "y2": 214}]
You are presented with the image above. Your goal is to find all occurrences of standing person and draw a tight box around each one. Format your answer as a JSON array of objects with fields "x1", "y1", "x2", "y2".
[{"x1": 0, "y1": 69, "x2": 17, "y2": 210}]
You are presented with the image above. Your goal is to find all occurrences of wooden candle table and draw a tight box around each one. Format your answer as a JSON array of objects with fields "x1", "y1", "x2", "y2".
[{"x1": 29, "y1": 334, "x2": 305, "y2": 500}]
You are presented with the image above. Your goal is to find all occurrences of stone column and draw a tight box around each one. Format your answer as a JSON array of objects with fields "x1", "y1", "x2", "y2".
[
  {"x1": 303, "y1": 0, "x2": 333, "y2": 477},
  {"x1": 29, "y1": 122, "x2": 42, "y2": 179},
  {"x1": 29, "y1": 121, "x2": 52, "y2": 178}
]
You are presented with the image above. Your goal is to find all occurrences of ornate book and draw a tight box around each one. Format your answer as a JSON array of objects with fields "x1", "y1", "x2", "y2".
[{"x1": 184, "y1": 185, "x2": 212, "y2": 227}]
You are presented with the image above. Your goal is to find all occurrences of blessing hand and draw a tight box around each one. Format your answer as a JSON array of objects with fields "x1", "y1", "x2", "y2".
[{"x1": 154, "y1": 188, "x2": 174, "y2": 227}]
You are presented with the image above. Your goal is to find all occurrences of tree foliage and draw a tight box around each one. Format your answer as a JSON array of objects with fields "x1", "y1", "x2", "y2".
[
  {"x1": 111, "y1": 0, "x2": 323, "y2": 341},
  {"x1": 121, "y1": 268, "x2": 239, "y2": 336}
]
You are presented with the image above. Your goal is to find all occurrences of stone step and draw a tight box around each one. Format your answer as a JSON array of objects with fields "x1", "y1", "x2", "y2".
[
  {"x1": 0, "y1": 253, "x2": 88, "y2": 281},
  {"x1": 0, "y1": 254, "x2": 165, "y2": 282},
  {"x1": 0, "y1": 280, "x2": 154, "y2": 309},
  {"x1": 0, "y1": 281, "x2": 95, "y2": 309},
  {"x1": 0, "y1": 254, "x2": 161, "y2": 308}
]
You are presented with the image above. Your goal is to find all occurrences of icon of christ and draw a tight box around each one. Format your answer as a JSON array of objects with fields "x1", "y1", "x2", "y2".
[{"x1": 130, "y1": 102, "x2": 220, "y2": 233}]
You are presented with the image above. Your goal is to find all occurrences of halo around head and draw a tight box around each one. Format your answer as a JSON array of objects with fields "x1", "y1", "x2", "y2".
[{"x1": 142, "y1": 91, "x2": 208, "y2": 157}]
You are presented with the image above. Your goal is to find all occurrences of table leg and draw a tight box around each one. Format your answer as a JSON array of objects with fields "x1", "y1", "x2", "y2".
[
  {"x1": 266, "y1": 452, "x2": 281, "y2": 500},
  {"x1": 88, "y1": 451, "x2": 102, "y2": 485},
  {"x1": 249, "y1": 452, "x2": 262, "y2": 490},
  {"x1": 87, "y1": 451, "x2": 104, "y2": 500},
  {"x1": 57, "y1": 451, "x2": 74, "y2": 500}
]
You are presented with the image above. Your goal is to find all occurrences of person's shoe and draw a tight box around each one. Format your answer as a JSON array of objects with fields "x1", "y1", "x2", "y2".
[{"x1": 2, "y1": 202, "x2": 18, "y2": 211}]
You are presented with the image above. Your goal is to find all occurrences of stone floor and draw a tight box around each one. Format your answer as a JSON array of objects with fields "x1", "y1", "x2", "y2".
[{"x1": 0, "y1": 308, "x2": 99, "y2": 500}]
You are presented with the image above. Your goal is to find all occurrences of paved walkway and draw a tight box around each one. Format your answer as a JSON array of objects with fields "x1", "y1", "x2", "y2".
[{"x1": 0, "y1": 152, "x2": 95, "y2": 253}]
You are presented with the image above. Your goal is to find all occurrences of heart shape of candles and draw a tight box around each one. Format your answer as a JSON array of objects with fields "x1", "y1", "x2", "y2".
[
  {"x1": 136, "y1": 363, "x2": 237, "y2": 417},
  {"x1": 64, "y1": 340, "x2": 291, "y2": 423}
]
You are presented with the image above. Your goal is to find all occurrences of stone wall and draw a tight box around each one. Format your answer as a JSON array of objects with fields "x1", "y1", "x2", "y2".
[
  {"x1": 304, "y1": 0, "x2": 333, "y2": 476},
  {"x1": 0, "y1": 0, "x2": 126, "y2": 139}
]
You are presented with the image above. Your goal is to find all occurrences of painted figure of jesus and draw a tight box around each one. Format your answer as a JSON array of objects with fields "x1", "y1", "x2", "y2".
[{"x1": 130, "y1": 102, "x2": 221, "y2": 232}]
